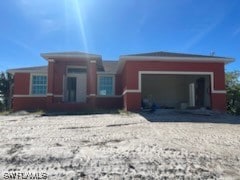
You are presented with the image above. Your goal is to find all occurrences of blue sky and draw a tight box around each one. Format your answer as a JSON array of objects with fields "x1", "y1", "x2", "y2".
[{"x1": 0, "y1": 0, "x2": 239, "y2": 72}]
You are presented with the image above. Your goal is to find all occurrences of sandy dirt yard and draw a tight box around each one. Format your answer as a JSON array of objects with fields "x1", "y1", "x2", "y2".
[{"x1": 0, "y1": 111, "x2": 240, "y2": 179}]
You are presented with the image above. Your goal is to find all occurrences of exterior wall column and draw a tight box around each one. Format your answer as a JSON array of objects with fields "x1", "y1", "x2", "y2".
[
  {"x1": 88, "y1": 60, "x2": 97, "y2": 107},
  {"x1": 211, "y1": 93, "x2": 226, "y2": 112},
  {"x1": 211, "y1": 70, "x2": 227, "y2": 112},
  {"x1": 124, "y1": 92, "x2": 141, "y2": 111},
  {"x1": 46, "y1": 59, "x2": 55, "y2": 107}
]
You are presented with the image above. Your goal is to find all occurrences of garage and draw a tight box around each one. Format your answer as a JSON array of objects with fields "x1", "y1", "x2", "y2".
[{"x1": 141, "y1": 74, "x2": 211, "y2": 109}]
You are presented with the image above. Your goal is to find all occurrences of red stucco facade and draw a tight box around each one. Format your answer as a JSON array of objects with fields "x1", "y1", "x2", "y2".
[
  {"x1": 120, "y1": 61, "x2": 226, "y2": 111},
  {"x1": 9, "y1": 52, "x2": 232, "y2": 112}
]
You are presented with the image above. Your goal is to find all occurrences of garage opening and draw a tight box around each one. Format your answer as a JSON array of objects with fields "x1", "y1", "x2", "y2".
[{"x1": 141, "y1": 74, "x2": 211, "y2": 109}]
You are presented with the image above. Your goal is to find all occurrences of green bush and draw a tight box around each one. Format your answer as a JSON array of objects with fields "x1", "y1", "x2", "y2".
[
  {"x1": 0, "y1": 72, "x2": 13, "y2": 111},
  {"x1": 0, "y1": 101, "x2": 3, "y2": 112},
  {"x1": 226, "y1": 71, "x2": 240, "y2": 115}
]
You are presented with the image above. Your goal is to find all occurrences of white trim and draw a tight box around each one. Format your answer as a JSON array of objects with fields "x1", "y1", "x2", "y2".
[
  {"x1": 90, "y1": 60, "x2": 97, "y2": 63},
  {"x1": 48, "y1": 59, "x2": 55, "y2": 62},
  {"x1": 96, "y1": 95, "x2": 122, "y2": 98},
  {"x1": 13, "y1": 95, "x2": 46, "y2": 98},
  {"x1": 120, "y1": 55, "x2": 234, "y2": 63},
  {"x1": 189, "y1": 83, "x2": 195, "y2": 107},
  {"x1": 41, "y1": 52, "x2": 101, "y2": 61},
  {"x1": 122, "y1": 71, "x2": 226, "y2": 95},
  {"x1": 13, "y1": 94, "x2": 63, "y2": 98},
  {"x1": 97, "y1": 74, "x2": 115, "y2": 96},
  {"x1": 212, "y1": 90, "x2": 226, "y2": 93},
  {"x1": 89, "y1": 94, "x2": 96, "y2": 96},
  {"x1": 122, "y1": 89, "x2": 140, "y2": 95},
  {"x1": 46, "y1": 94, "x2": 63, "y2": 97}
]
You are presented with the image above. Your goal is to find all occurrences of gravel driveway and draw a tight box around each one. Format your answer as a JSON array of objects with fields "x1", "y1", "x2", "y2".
[{"x1": 0, "y1": 111, "x2": 240, "y2": 179}]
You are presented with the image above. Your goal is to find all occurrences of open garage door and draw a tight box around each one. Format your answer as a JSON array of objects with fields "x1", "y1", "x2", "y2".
[{"x1": 141, "y1": 74, "x2": 211, "y2": 109}]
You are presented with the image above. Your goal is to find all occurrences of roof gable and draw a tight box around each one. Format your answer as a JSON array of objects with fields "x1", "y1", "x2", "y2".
[{"x1": 102, "y1": 61, "x2": 118, "y2": 73}]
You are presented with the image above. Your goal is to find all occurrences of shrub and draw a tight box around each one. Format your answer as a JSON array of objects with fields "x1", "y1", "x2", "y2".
[{"x1": 225, "y1": 71, "x2": 240, "y2": 115}]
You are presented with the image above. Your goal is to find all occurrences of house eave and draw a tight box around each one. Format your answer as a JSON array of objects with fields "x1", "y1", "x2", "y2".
[
  {"x1": 7, "y1": 66, "x2": 48, "y2": 75},
  {"x1": 7, "y1": 70, "x2": 48, "y2": 75},
  {"x1": 41, "y1": 52, "x2": 102, "y2": 61},
  {"x1": 117, "y1": 55, "x2": 235, "y2": 74}
]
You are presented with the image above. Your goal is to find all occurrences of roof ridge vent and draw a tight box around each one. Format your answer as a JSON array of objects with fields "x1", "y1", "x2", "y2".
[{"x1": 210, "y1": 51, "x2": 215, "y2": 56}]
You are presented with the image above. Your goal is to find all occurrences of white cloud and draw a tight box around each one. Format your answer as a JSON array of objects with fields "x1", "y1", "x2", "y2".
[
  {"x1": 11, "y1": 39, "x2": 37, "y2": 54},
  {"x1": 39, "y1": 18, "x2": 61, "y2": 34},
  {"x1": 18, "y1": 0, "x2": 49, "y2": 16},
  {"x1": 182, "y1": 22, "x2": 219, "y2": 51},
  {"x1": 17, "y1": 0, "x2": 63, "y2": 34}
]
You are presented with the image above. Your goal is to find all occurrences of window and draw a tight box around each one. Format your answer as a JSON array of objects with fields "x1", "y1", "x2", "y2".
[
  {"x1": 67, "y1": 67, "x2": 86, "y2": 74},
  {"x1": 98, "y1": 76, "x2": 114, "y2": 96},
  {"x1": 31, "y1": 75, "x2": 47, "y2": 95}
]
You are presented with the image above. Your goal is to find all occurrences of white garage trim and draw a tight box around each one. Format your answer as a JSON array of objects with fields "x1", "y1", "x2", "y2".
[
  {"x1": 122, "y1": 71, "x2": 226, "y2": 95},
  {"x1": 122, "y1": 89, "x2": 141, "y2": 95}
]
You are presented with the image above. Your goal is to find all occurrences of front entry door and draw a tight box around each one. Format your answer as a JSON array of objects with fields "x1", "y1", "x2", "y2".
[
  {"x1": 67, "y1": 77, "x2": 76, "y2": 102},
  {"x1": 195, "y1": 78, "x2": 205, "y2": 107},
  {"x1": 66, "y1": 74, "x2": 86, "y2": 102}
]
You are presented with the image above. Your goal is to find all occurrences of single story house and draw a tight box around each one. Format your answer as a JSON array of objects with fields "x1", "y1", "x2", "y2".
[{"x1": 8, "y1": 51, "x2": 234, "y2": 112}]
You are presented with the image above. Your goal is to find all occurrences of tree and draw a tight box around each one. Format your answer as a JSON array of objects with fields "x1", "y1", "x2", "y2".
[
  {"x1": 225, "y1": 70, "x2": 240, "y2": 115},
  {"x1": 0, "y1": 72, "x2": 13, "y2": 111}
]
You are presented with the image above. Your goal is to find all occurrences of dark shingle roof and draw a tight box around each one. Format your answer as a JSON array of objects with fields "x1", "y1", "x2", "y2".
[
  {"x1": 124, "y1": 51, "x2": 228, "y2": 59},
  {"x1": 102, "y1": 61, "x2": 118, "y2": 73}
]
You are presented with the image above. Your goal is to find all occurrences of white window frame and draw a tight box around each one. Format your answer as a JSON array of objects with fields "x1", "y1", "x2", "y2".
[
  {"x1": 97, "y1": 75, "x2": 115, "y2": 96},
  {"x1": 30, "y1": 73, "x2": 48, "y2": 96}
]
